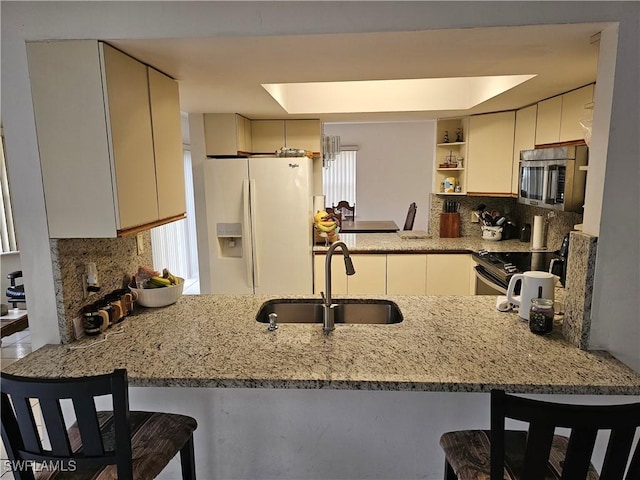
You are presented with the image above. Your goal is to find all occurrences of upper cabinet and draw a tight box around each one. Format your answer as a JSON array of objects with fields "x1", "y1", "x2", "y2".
[
  {"x1": 251, "y1": 120, "x2": 286, "y2": 153},
  {"x1": 535, "y1": 84, "x2": 594, "y2": 145},
  {"x1": 27, "y1": 40, "x2": 185, "y2": 238},
  {"x1": 466, "y1": 111, "x2": 515, "y2": 196},
  {"x1": 511, "y1": 104, "x2": 538, "y2": 195},
  {"x1": 251, "y1": 119, "x2": 321, "y2": 153},
  {"x1": 204, "y1": 113, "x2": 252, "y2": 156},
  {"x1": 559, "y1": 84, "x2": 594, "y2": 142}
]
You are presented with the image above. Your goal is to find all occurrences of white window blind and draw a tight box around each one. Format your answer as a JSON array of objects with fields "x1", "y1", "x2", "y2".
[
  {"x1": 1, "y1": 133, "x2": 18, "y2": 253},
  {"x1": 322, "y1": 150, "x2": 357, "y2": 209},
  {"x1": 151, "y1": 148, "x2": 199, "y2": 280}
]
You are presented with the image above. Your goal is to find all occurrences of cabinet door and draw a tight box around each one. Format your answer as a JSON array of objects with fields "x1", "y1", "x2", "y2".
[
  {"x1": 27, "y1": 40, "x2": 118, "y2": 238},
  {"x1": 203, "y1": 114, "x2": 238, "y2": 156},
  {"x1": 148, "y1": 67, "x2": 186, "y2": 221},
  {"x1": 242, "y1": 116, "x2": 253, "y2": 153},
  {"x1": 285, "y1": 120, "x2": 321, "y2": 152},
  {"x1": 560, "y1": 84, "x2": 594, "y2": 142},
  {"x1": 387, "y1": 254, "x2": 427, "y2": 295},
  {"x1": 512, "y1": 104, "x2": 538, "y2": 195},
  {"x1": 252, "y1": 120, "x2": 285, "y2": 153},
  {"x1": 466, "y1": 112, "x2": 515, "y2": 195},
  {"x1": 426, "y1": 254, "x2": 472, "y2": 295},
  {"x1": 314, "y1": 255, "x2": 347, "y2": 295},
  {"x1": 347, "y1": 255, "x2": 386, "y2": 294},
  {"x1": 102, "y1": 43, "x2": 158, "y2": 230},
  {"x1": 535, "y1": 96, "x2": 562, "y2": 145}
]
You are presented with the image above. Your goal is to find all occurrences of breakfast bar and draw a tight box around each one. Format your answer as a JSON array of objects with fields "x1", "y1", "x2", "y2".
[{"x1": 5, "y1": 293, "x2": 640, "y2": 479}]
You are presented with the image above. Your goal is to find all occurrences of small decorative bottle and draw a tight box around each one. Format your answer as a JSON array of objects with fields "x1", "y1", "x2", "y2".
[
  {"x1": 529, "y1": 298, "x2": 554, "y2": 335},
  {"x1": 455, "y1": 128, "x2": 463, "y2": 142},
  {"x1": 443, "y1": 130, "x2": 450, "y2": 143}
]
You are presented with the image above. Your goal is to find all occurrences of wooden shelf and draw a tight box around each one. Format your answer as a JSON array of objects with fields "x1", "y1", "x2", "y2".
[
  {"x1": 436, "y1": 142, "x2": 465, "y2": 147},
  {"x1": 437, "y1": 167, "x2": 464, "y2": 171},
  {"x1": 435, "y1": 192, "x2": 466, "y2": 196}
]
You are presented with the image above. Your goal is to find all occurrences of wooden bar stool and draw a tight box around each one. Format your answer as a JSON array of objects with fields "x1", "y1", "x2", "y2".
[
  {"x1": 1, "y1": 369, "x2": 198, "y2": 480},
  {"x1": 440, "y1": 389, "x2": 640, "y2": 480}
]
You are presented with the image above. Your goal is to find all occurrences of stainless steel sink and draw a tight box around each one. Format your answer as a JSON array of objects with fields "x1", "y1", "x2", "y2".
[{"x1": 256, "y1": 299, "x2": 403, "y2": 325}]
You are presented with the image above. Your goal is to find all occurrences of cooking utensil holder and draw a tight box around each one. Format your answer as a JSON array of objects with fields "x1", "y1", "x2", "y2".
[{"x1": 439, "y1": 213, "x2": 460, "y2": 238}]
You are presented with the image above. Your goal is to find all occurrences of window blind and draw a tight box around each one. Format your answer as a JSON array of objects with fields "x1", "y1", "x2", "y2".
[
  {"x1": 322, "y1": 150, "x2": 357, "y2": 209},
  {"x1": 151, "y1": 148, "x2": 199, "y2": 279},
  {"x1": 1, "y1": 133, "x2": 18, "y2": 253}
]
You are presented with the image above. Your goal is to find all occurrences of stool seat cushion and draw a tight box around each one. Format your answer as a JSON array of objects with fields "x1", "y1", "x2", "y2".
[
  {"x1": 439, "y1": 430, "x2": 599, "y2": 480},
  {"x1": 6, "y1": 284, "x2": 25, "y2": 300},
  {"x1": 34, "y1": 411, "x2": 197, "y2": 480}
]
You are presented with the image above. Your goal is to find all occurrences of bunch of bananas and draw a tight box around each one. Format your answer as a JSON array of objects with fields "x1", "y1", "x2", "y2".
[
  {"x1": 146, "y1": 268, "x2": 180, "y2": 288},
  {"x1": 314, "y1": 210, "x2": 339, "y2": 241}
]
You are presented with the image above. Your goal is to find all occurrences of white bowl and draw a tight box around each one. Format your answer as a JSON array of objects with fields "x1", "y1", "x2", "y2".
[{"x1": 130, "y1": 277, "x2": 184, "y2": 308}]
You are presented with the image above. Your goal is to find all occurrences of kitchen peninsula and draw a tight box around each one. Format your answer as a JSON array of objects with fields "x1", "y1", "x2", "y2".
[
  {"x1": 6, "y1": 294, "x2": 639, "y2": 392},
  {"x1": 5, "y1": 294, "x2": 639, "y2": 479}
]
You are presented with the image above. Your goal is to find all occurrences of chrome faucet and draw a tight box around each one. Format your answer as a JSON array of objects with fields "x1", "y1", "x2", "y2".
[{"x1": 321, "y1": 241, "x2": 356, "y2": 333}]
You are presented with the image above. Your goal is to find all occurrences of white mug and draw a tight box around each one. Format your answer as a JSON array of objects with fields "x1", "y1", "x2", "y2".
[{"x1": 506, "y1": 271, "x2": 557, "y2": 321}]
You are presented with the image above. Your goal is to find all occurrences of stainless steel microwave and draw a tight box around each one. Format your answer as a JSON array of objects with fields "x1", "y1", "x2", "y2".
[{"x1": 518, "y1": 145, "x2": 588, "y2": 212}]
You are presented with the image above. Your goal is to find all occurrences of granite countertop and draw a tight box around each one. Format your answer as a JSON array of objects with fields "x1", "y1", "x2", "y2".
[
  {"x1": 313, "y1": 233, "x2": 537, "y2": 253},
  {"x1": 5, "y1": 295, "x2": 640, "y2": 395}
]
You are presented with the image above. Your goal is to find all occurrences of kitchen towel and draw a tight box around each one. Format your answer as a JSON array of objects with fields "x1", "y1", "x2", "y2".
[{"x1": 532, "y1": 215, "x2": 546, "y2": 250}]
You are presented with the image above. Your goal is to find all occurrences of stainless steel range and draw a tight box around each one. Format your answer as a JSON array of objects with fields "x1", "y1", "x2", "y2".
[{"x1": 472, "y1": 250, "x2": 561, "y2": 294}]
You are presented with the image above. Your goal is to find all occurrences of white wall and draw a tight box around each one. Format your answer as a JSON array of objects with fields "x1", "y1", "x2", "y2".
[
  {"x1": 127, "y1": 387, "x2": 635, "y2": 480},
  {"x1": 324, "y1": 122, "x2": 435, "y2": 231}
]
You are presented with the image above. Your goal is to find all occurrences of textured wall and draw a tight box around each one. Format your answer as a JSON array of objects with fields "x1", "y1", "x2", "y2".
[
  {"x1": 563, "y1": 232, "x2": 598, "y2": 349},
  {"x1": 50, "y1": 233, "x2": 154, "y2": 343}
]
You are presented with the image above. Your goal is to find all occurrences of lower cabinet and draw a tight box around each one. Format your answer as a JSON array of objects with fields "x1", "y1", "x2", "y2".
[
  {"x1": 425, "y1": 254, "x2": 473, "y2": 295},
  {"x1": 314, "y1": 253, "x2": 472, "y2": 295},
  {"x1": 387, "y1": 254, "x2": 427, "y2": 294},
  {"x1": 348, "y1": 255, "x2": 387, "y2": 294},
  {"x1": 314, "y1": 254, "x2": 386, "y2": 295}
]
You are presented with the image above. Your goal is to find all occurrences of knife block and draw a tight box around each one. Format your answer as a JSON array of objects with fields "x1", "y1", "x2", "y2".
[{"x1": 439, "y1": 213, "x2": 460, "y2": 238}]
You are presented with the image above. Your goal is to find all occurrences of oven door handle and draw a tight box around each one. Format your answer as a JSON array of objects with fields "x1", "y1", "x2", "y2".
[{"x1": 474, "y1": 266, "x2": 508, "y2": 295}]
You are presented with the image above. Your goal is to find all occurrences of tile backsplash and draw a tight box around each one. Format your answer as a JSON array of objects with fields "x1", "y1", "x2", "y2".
[
  {"x1": 50, "y1": 233, "x2": 153, "y2": 343},
  {"x1": 429, "y1": 194, "x2": 583, "y2": 251}
]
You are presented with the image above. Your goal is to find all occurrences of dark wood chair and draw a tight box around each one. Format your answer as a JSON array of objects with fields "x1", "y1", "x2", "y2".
[
  {"x1": 440, "y1": 389, "x2": 640, "y2": 480},
  {"x1": 6, "y1": 270, "x2": 26, "y2": 309},
  {"x1": 333, "y1": 201, "x2": 355, "y2": 220},
  {"x1": 1, "y1": 369, "x2": 198, "y2": 480},
  {"x1": 403, "y1": 202, "x2": 417, "y2": 231}
]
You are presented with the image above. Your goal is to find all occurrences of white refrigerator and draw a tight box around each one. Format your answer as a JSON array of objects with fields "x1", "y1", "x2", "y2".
[{"x1": 203, "y1": 156, "x2": 313, "y2": 294}]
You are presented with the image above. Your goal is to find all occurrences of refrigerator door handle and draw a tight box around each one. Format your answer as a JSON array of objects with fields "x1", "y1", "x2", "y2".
[
  {"x1": 242, "y1": 179, "x2": 254, "y2": 288},
  {"x1": 249, "y1": 178, "x2": 260, "y2": 288}
]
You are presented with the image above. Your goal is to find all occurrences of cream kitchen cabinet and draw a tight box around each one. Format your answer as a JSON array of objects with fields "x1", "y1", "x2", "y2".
[
  {"x1": 314, "y1": 252, "x2": 472, "y2": 295},
  {"x1": 314, "y1": 254, "x2": 348, "y2": 295},
  {"x1": 387, "y1": 254, "x2": 427, "y2": 294},
  {"x1": 425, "y1": 254, "x2": 473, "y2": 295},
  {"x1": 252, "y1": 119, "x2": 321, "y2": 153},
  {"x1": 285, "y1": 120, "x2": 322, "y2": 152},
  {"x1": 559, "y1": 84, "x2": 594, "y2": 142},
  {"x1": 511, "y1": 104, "x2": 538, "y2": 195},
  {"x1": 27, "y1": 40, "x2": 185, "y2": 238},
  {"x1": 535, "y1": 84, "x2": 594, "y2": 145},
  {"x1": 314, "y1": 254, "x2": 386, "y2": 295},
  {"x1": 535, "y1": 96, "x2": 563, "y2": 145},
  {"x1": 347, "y1": 255, "x2": 387, "y2": 294},
  {"x1": 203, "y1": 113, "x2": 252, "y2": 156},
  {"x1": 466, "y1": 112, "x2": 516, "y2": 196}
]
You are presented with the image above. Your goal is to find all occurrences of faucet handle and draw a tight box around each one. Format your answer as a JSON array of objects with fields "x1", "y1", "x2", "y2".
[{"x1": 268, "y1": 312, "x2": 278, "y2": 331}]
